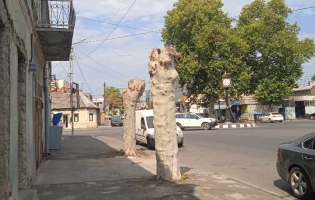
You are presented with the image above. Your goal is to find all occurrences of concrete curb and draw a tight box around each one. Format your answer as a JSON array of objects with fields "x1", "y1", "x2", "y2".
[{"x1": 214, "y1": 123, "x2": 256, "y2": 129}]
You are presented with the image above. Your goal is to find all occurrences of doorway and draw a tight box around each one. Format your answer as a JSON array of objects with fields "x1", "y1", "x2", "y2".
[
  {"x1": 63, "y1": 115, "x2": 69, "y2": 128},
  {"x1": 295, "y1": 101, "x2": 305, "y2": 118}
]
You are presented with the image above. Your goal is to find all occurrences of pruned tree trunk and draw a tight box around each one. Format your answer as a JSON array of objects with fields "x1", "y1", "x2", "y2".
[
  {"x1": 122, "y1": 79, "x2": 145, "y2": 157},
  {"x1": 149, "y1": 47, "x2": 182, "y2": 181}
]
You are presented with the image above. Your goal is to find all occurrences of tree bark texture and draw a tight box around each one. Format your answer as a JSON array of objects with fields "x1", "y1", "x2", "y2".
[
  {"x1": 122, "y1": 79, "x2": 145, "y2": 157},
  {"x1": 149, "y1": 47, "x2": 182, "y2": 181}
]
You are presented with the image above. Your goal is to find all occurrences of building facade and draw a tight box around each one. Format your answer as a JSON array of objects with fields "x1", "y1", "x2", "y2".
[
  {"x1": 56, "y1": 79, "x2": 69, "y2": 89},
  {"x1": 284, "y1": 82, "x2": 315, "y2": 120},
  {"x1": 0, "y1": 0, "x2": 75, "y2": 199},
  {"x1": 52, "y1": 93, "x2": 99, "y2": 129}
]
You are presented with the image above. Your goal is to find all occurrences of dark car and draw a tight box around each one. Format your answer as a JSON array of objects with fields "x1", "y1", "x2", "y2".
[
  {"x1": 111, "y1": 115, "x2": 123, "y2": 127},
  {"x1": 277, "y1": 133, "x2": 315, "y2": 200}
]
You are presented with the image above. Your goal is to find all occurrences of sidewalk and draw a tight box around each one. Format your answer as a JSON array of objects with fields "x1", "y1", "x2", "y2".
[{"x1": 33, "y1": 134, "x2": 283, "y2": 200}]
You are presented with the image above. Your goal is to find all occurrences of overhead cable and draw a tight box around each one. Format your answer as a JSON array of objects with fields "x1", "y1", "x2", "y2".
[
  {"x1": 83, "y1": 0, "x2": 139, "y2": 57},
  {"x1": 73, "y1": 51, "x2": 94, "y2": 93},
  {"x1": 75, "y1": 48, "x2": 129, "y2": 80}
]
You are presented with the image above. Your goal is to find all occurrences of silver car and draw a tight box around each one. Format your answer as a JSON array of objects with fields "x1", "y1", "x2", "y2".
[{"x1": 277, "y1": 133, "x2": 315, "y2": 199}]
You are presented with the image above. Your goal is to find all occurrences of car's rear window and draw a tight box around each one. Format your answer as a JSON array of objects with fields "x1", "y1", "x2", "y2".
[
  {"x1": 292, "y1": 133, "x2": 315, "y2": 146},
  {"x1": 271, "y1": 113, "x2": 281, "y2": 115}
]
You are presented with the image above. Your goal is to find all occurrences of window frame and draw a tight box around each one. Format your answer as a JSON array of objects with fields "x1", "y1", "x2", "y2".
[
  {"x1": 302, "y1": 138, "x2": 314, "y2": 150},
  {"x1": 89, "y1": 114, "x2": 94, "y2": 121},
  {"x1": 74, "y1": 113, "x2": 79, "y2": 122},
  {"x1": 141, "y1": 117, "x2": 146, "y2": 129}
]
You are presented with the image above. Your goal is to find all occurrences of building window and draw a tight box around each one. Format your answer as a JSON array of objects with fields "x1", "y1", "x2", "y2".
[
  {"x1": 310, "y1": 101, "x2": 314, "y2": 106},
  {"x1": 74, "y1": 114, "x2": 79, "y2": 122},
  {"x1": 89, "y1": 114, "x2": 94, "y2": 121},
  {"x1": 305, "y1": 101, "x2": 310, "y2": 107}
]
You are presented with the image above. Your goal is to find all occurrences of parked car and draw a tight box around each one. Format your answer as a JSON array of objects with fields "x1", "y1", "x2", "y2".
[
  {"x1": 175, "y1": 113, "x2": 217, "y2": 130},
  {"x1": 111, "y1": 115, "x2": 123, "y2": 126},
  {"x1": 277, "y1": 133, "x2": 315, "y2": 200},
  {"x1": 135, "y1": 110, "x2": 184, "y2": 150},
  {"x1": 260, "y1": 112, "x2": 284, "y2": 123}
]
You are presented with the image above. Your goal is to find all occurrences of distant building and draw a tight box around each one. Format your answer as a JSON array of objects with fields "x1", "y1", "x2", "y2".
[
  {"x1": 93, "y1": 97, "x2": 106, "y2": 125},
  {"x1": 85, "y1": 93, "x2": 93, "y2": 101},
  {"x1": 52, "y1": 93, "x2": 100, "y2": 129},
  {"x1": 284, "y1": 82, "x2": 315, "y2": 119},
  {"x1": 57, "y1": 79, "x2": 70, "y2": 89},
  {"x1": 93, "y1": 97, "x2": 104, "y2": 112}
]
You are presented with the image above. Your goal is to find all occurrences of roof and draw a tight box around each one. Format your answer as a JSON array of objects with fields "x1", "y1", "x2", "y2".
[
  {"x1": 51, "y1": 93, "x2": 99, "y2": 110},
  {"x1": 294, "y1": 82, "x2": 315, "y2": 92}
]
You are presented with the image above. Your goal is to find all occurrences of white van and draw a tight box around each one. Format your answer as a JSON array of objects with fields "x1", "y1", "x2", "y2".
[{"x1": 135, "y1": 109, "x2": 184, "y2": 150}]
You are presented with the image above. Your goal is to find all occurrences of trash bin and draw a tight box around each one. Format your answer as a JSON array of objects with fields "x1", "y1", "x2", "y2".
[{"x1": 254, "y1": 112, "x2": 263, "y2": 123}]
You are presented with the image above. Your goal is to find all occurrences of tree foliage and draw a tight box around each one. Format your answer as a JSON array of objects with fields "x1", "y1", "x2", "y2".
[
  {"x1": 255, "y1": 79, "x2": 293, "y2": 106},
  {"x1": 312, "y1": 74, "x2": 315, "y2": 82},
  {"x1": 162, "y1": 0, "x2": 250, "y2": 104},
  {"x1": 104, "y1": 87, "x2": 123, "y2": 111},
  {"x1": 162, "y1": 0, "x2": 315, "y2": 106},
  {"x1": 237, "y1": 0, "x2": 315, "y2": 105}
]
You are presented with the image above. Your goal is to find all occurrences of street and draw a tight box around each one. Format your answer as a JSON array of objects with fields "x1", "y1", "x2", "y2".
[{"x1": 69, "y1": 120, "x2": 315, "y2": 199}]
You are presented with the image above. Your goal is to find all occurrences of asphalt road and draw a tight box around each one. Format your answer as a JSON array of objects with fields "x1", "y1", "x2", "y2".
[{"x1": 68, "y1": 120, "x2": 315, "y2": 199}]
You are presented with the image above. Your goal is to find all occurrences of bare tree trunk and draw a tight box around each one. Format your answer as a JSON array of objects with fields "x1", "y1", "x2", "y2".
[
  {"x1": 149, "y1": 47, "x2": 182, "y2": 181},
  {"x1": 122, "y1": 79, "x2": 145, "y2": 157}
]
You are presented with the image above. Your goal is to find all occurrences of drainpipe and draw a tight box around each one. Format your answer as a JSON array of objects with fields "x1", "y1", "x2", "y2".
[{"x1": 44, "y1": 62, "x2": 50, "y2": 158}]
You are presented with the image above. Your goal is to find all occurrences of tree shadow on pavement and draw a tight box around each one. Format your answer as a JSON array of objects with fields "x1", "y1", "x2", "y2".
[{"x1": 32, "y1": 135, "x2": 201, "y2": 200}]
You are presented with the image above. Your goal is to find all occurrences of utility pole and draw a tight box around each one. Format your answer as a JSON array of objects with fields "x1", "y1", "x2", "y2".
[
  {"x1": 70, "y1": 48, "x2": 74, "y2": 138},
  {"x1": 103, "y1": 82, "x2": 106, "y2": 112},
  {"x1": 103, "y1": 82, "x2": 106, "y2": 126}
]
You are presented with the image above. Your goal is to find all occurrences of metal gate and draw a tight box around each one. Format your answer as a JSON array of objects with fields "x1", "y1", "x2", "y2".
[{"x1": 35, "y1": 79, "x2": 44, "y2": 169}]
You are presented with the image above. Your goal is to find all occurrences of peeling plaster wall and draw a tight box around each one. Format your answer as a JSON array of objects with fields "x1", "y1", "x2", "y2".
[
  {"x1": 0, "y1": 13, "x2": 13, "y2": 200},
  {"x1": 1, "y1": 0, "x2": 45, "y2": 199},
  {"x1": 9, "y1": 36, "x2": 19, "y2": 200}
]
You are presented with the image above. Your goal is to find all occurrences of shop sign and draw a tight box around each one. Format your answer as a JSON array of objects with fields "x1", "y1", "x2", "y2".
[{"x1": 288, "y1": 96, "x2": 315, "y2": 101}]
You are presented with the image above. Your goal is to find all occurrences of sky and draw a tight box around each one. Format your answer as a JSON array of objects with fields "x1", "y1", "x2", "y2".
[{"x1": 52, "y1": 0, "x2": 315, "y2": 97}]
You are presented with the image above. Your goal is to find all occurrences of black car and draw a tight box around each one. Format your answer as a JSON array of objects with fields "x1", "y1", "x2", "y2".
[
  {"x1": 277, "y1": 133, "x2": 315, "y2": 200},
  {"x1": 111, "y1": 115, "x2": 123, "y2": 127}
]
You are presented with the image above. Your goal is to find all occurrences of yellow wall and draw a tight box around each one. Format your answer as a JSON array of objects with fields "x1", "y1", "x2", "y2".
[{"x1": 53, "y1": 109, "x2": 98, "y2": 129}]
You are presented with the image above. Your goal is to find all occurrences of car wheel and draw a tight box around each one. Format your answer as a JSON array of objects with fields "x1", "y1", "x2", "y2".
[
  {"x1": 177, "y1": 123, "x2": 185, "y2": 131},
  {"x1": 280, "y1": 121, "x2": 283, "y2": 123},
  {"x1": 146, "y1": 137, "x2": 155, "y2": 150},
  {"x1": 289, "y1": 167, "x2": 313, "y2": 200},
  {"x1": 202, "y1": 123, "x2": 211, "y2": 130},
  {"x1": 268, "y1": 118, "x2": 272, "y2": 123}
]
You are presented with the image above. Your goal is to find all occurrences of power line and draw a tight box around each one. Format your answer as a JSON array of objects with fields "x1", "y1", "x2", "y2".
[
  {"x1": 52, "y1": 63, "x2": 60, "y2": 70},
  {"x1": 76, "y1": 16, "x2": 161, "y2": 33},
  {"x1": 292, "y1": 5, "x2": 315, "y2": 12},
  {"x1": 75, "y1": 48, "x2": 129, "y2": 80},
  {"x1": 76, "y1": 59, "x2": 126, "y2": 82},
  {"x1": 82, "y1": 0, "x2": 138, "y2": 57},
  {"x1": 73, "y1": 51, "x2": 93, "y2": 93},
  {"x1": 76, "y1": 31, "x2": 160, "y2": 44},
  {"x1": 108, "y1": 0, "x2": 127, "y2": 22}
]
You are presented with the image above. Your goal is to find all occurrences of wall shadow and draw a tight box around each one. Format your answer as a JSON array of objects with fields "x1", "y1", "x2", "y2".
[{"x1": 32, "y1": 134, "x2": 201, "y2": 200}]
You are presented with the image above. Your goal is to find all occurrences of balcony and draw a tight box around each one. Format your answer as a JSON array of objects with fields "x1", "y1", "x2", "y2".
[{"x1": 34, "y1": 0, "x2": 76, "y2": 61}]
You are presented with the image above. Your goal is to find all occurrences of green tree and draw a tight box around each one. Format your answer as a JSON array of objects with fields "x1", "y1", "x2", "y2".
[
  {"x1": 237, "y1": 0, "x2": 315, "y2": 105},
  {"x1": 255, "y1": 79, "x2": 293, "y2": 106},
  {"x1": 104, "y1": 87, "x2": 123, "y2": 112},
  {"x1": 162, "y1": 0, "x2": 250, "y2": 105},
  {"x1": 312, "y1": 74, "x2": 315, "y2": 82}
]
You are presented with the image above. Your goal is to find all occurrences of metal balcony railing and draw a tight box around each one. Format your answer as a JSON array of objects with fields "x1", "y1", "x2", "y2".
[{"x1": 35, "y1": 0, "x2": 76, "y2": 29}]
